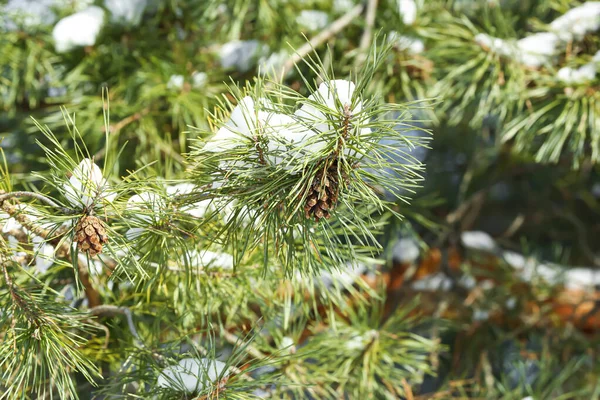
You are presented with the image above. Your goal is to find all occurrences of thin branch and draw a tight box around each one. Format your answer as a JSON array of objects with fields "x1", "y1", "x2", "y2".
[
  {"x1": 358, "y1": 0, "x2": 379, "y2": 54},
  {"x1": 220, "y1": 329, "x2": 269, "y2": 361},
  {"x1": 89, "y1": 305, "x2": 141, "y2": 344},
  {"x1": 0, "y1": 191, "x2": 79, "y2": 215},
  {"x1": 279, "y1": 4, "x2": 365, "y2": 78},
  {"x1": 0, "y1": 198, "x2": 101, "y2": 307},
  {"x1": 195, "y1": 344, "x2": 254, "y2": 382},
  {"x1": 104, "y1": 106, "x2": 151, "y2": 134}
]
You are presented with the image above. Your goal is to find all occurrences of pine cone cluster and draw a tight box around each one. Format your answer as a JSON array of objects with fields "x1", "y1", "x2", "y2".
[
  {"x1": 75, "y1": 215, "x2": 108, "y2": 256},
  {"x1": 304, "y1": 161, "x2": 343, "y2": 222}
]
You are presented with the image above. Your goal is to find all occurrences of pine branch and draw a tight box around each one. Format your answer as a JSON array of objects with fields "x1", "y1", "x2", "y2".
[
  {"x1": 358, "y1": 0, "x2": 379, "y2": 55},
  {"x1": 220, "y1": 329, "x2": 268, "y2": 361},
  {"x1": 279, "y1": 4, "x2": 365, "y2": 78},
  {"x1": 89, "y1": 305, "x2": 142, "y2": 344},
  {"x1": 0, "y1": 198, "x2": 101, "y2": 307},
  {"x1": 0, "y1": 191, "x2": 79, "y2": 215}
]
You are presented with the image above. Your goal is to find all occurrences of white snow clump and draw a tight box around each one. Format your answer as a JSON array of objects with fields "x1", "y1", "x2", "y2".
[{"x1": 52, "y1": 6, "x2": 105, "y2": 53}]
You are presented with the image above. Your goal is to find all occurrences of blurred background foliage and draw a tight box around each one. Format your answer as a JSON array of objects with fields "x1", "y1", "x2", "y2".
[{"x1": 1, "y1": 0, "x2": 600, "y2": 398}]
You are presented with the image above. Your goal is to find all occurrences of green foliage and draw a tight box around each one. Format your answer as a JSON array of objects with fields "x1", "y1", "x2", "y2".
[{"x1": 1, "y1": 0, "x2": 600, "y2": 398}]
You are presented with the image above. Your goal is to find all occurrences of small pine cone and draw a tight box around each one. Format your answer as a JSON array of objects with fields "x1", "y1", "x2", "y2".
[
  {"x1": 304, "y1": 161, "x2": 342, "y2": 222},
  {"x1": 75, "y1": 215, "x2": 108, "y2": 256}
]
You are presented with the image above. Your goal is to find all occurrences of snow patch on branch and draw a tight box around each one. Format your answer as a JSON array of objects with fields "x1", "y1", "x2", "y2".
[
  {"x1": 52, "y1": 6, "x2": 105, "y2": 53},
  {"x1": 157, "y1": 357, "x2": 229, "y2": 394}
]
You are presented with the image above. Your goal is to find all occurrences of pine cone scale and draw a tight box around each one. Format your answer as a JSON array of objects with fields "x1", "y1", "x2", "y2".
[
  {"x1": 303, "y1": 160, "x2": 345, "y2": 222},
  {"x1": 75, "y1": 215, "x2": 108, "y2": 257}
]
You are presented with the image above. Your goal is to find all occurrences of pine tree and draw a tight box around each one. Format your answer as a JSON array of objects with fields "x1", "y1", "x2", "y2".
[{"x1": 1, "y1": 0, "x2": 599, "y2": 399}]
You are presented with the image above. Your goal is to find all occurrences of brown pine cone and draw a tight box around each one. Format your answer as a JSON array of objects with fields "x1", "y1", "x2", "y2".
[
  {"x1": 74, "y1": 215, "x2": 108, "y2": 256},
  {"x1": 304, "y1": 161, "x2": 342, "y2": 222}
]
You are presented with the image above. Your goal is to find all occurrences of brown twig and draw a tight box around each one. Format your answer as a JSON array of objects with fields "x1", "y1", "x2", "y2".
[
  {"x1": 90, "y1": 305, "x2": 141, "y2": 343},
  {"x1": 401, "y1": 378, "x2": 414, "y2": 400},
  {"x1": 103, "y1": 106, "x2": 151, "y2": 134},
  {"x1": 279, "y1": 4, "x2": 365, "y2": 79},
  {"x1": 0, "y1": 238, "x2": 48, "y2": 329},
  {"x1": 0, "y1": 198, "x2": 101, "y2": 307},
  {"x1": 220, "y1": 329, "x2": 269, "y2": 361},
  {"x1": 95, "y1": 106, "x2": 154, "y2": 161},
  {"x1": 0, "y1": 191, "x2": 78, "y2": 215},
  {"x1": 253, "y1": 135, "x2": 267, "y2": 166},
  {"x1": 358, "y1": 0, "x2": 379, "y2": 55}
]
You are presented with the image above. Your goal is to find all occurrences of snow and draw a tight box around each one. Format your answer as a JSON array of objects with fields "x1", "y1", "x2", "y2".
[
  {"x1": 505, "y1": 297, "x2": 517, "y2": 310},
  {"x1": 52, "y1": 6, "x2": 105, "y2": 53},
  {"x1": 411, "y1": 272, "x2": 453, "y2": 291},
  {"x1": 1, "y1": 0, "x2": 57, "y2": 30},
  {"x1": 203, "y1": 97, "x2": 262, "y2": 152},
  {"x1": 205, "y1": 79, "x2": 368, "y2": 164},
  {"x1": 219, "y1": 40, "x2": 266, "y2": 72},
  {"x1": 345, "y1": 333, "x2": 366, "y2": 350},
  {"x1": 475, "y1": 32, "x2": 560, "y2": 68},
  {"x1": 461, "y1": 231, "x2": 496, "y2": 252},
  {"x1": 126, "y1": 191, "x2": 168, "y2": 238},
  {"x1": 557, "y1": 63, "x2": 597, "y2": 84},
  {"x1": 503, "y1": 251, "x2": 527, "y2": 269},
  {"x1": 294, "y1": 80, "x2": 370, "y2": 156},
  {"x1": 563, "y1": 267, "x2": 600, "y2": 290},
  {"x1": 167, "y1": 74, "x2": 185, "y2": 90},
  {"x1": 78, "y1": 253, "x2": 103, "y2": 276},
  {"x1": 505, "y1": 252, "x2": 600, "y2": 290},
  {"x1": 475, "y1": 3, "x2": 600, "y2": 68},
  {"x1": 32, "y1": 236, "x2": 55, "y2": 273},
  {"x1": 204, "y1": 96, "x2": 307, "y2": 167},
  {"x1": 279, "y1": 336, "x2": 296, "y2": 353},
  {"x1": 333, "y1": 0, "x2": 355, "y2": 13},
  {"x1": 157, "y1": 358, "x2": 229, "y2": 393},
  {"x1": 166, "y1": 183, "x2": 196, "y2": 196},
  {"x1": 105, "y1": 0, "x2": 147, "y2": 26},
  {"x1": 192, "y1": 72, "x2": 208, "y2": 88},
  {"x1": 458, "y1": 274, "x2": 477, "y2": 290},
  {"x1": 473, "y1": 308, "x2": 490, "y2": 322},
  {"x1": 61, "y1": 159, "x2": 115, "y2": 211},
  {"x1": 549, "y1": 2, "x2": 600, "y2": 40},
  {"x1": 392, "y1": 238, "x2": 420, "y2": 264},
  {"x1": 63, "y1": 159, "x2": 108, "y2": 208},
  {"x1": 264, "y1": 112, "x2": 310, "y2": 166},
  {"x1": 516, "y1": 33, "x2": 560, "y2": 67},
  {"x1": 2, "y1": 214, "x2": 23, "y2": 234},
  {"x1": 296, "y1": 10, "x2": 329, "y2": 31},
  {"x1": 319, "y1": 262, "x2": 367, "y2": 288},
  {"x1": 345, "y1": 330, "x2": 377, "y2": 351},
  {"x1": 187, "y1": 249, "x2": 234, "y2": 270},
  {"x1": 127, "y1": 192, "x2": 165, "y2": 223},
  {"x1": 258, "y1": 50, "x2": 289, "y2": 76},
  {"x1": 166, "y1": 184, "x2": 213, "y2": 218},
  {"x1": 397, "y1": 0, "x2": 417, "y2": 25},
  {"x1": 388, "y1": 32, "x2": 425, "y2": 54}
]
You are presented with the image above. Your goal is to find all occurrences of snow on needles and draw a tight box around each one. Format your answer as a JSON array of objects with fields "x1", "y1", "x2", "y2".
[
  {"x1": 397, "y1": 0, "x2": 417, "y2": 25},
  {"x1": 219, "y1": 40, "x2": 267, "y2": 73},
  {"x1": 557, "y1": 51, "x2": 600, "y2": 84},
  {"x1": 105, "y1": 0, "x2": 147, "y2": 26},
  {"x1": 294, "y1": 80, "x2": 370, "y2": 157},
  {"x1": 202, "y1": 80, "x2": 370, "y2": 166},
  {"x1": 64, "y1": 159, "x2": 114, "y2": 208},
  {"x1": 52, "y1": 6, "x2": 105, "y2": 53},
  {"x1": 474, "y1": 32, "x2": 560, "y2": 68},
  {"x1": 157, "y1": 358, "x2": 229, "y2": 394},
  {"x1": 549, "y1": 2, "x2": 600, "y2": 40},
  {"x1": 296, "y1": 10, "x2": 329, "y2": 32},
  {"x1": 475, "y1": 2, "x2": 600, "y2": 68}
]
